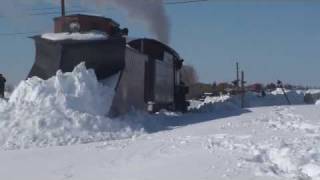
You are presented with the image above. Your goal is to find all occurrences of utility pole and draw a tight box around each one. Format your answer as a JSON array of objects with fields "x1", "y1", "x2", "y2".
[
  {"x1": 61, "y1": 0, "x2": 66, "y2": 16},
  {"x1": 232, "y1": 62, "x2": 240, "y2": 93},
  {"x1": 236, "y1": 62, "x2": 239, "y2": 87},
  {"x1": 241, "y1": 70, "x2": 245, "y2": 108},
  {"x1": 277, "y1": 80, "x2": 291, "y2": 105}
]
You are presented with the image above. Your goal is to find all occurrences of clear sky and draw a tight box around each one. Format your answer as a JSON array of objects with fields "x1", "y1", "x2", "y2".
[{"x1": 0, "y1": 1, "x2": 320, "y2": 86}]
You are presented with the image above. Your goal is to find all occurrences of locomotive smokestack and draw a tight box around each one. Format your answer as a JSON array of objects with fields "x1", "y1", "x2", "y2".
[{"x1": 61, "y1": 0, "x2": 65, "y2": 16}]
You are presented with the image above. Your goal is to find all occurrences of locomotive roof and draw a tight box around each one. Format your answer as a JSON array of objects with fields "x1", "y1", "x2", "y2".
[
  {"x1": 128, "y1": 38, "x2": 181, "y2": 60},
  {"x1": 54, "y1": 14, "x2": 120, "y2": 27}
]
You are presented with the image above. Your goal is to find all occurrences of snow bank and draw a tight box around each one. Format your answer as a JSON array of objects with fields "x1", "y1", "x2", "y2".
[
  {"x1": 308, "y1": 90, "x2": 320, "y2": 105},
  {"x1": 191, "y1": 90, "x2": 304, "y2": 113},
  {"x1": 0, "y1": 63, "x2": 143, "y2": 149},
  {"x1": 245, "y1": 90, "x2": 304, "y2": 107},
  {"x1": 9, "y1": 63, "x2": 114, "y2": 115},
  {"x1": 247, "y1": 139, "x2": 320, "y2": 179},
  {"x1": 41, "y1": 31, "x2": 108, "y2": 41},
  {"x1": 306, "y1": 89, "x2": 320, "y2": 94},
  {"x1": 190, "y1": 95, "x2": 241, "y2": 113}
]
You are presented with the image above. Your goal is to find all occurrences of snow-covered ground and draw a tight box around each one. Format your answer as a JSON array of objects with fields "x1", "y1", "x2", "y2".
[
  {"x1": 1, "y1": 105, "x2": 320, "y2": 180},
  {"x1": 1, "y1": 64, "x2": 320, "y2": 180}
]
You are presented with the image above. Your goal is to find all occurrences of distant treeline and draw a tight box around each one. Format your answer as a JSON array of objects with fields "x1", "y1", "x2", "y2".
[
  {"x1": 186, "y1": 81, "x2": 314, "y2": 100},
  {"x1": 179, "y1": 64, "x2": 317, "y2": 100}
]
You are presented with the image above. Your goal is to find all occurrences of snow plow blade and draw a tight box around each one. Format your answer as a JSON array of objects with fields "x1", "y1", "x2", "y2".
[{"x1": 29, "y1": 36, "x2": 189, "y2": 117}]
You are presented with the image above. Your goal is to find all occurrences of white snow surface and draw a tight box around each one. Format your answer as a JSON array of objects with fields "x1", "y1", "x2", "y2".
[
  {"x1": 41, "y1": 31, "x2": 108, "y2": 41},
  {"x1": 306, "y1": 89, "x2": 320, "y2": 94},
  {"x1": 1, "y1": 64, "x2": 320, "y2": 179},
  {"x1": 0, "y1": 63, "x2": 143, "y2": 149},
  {"x1": 1, "y1": 104, "x2": 320, "y2": 180}
]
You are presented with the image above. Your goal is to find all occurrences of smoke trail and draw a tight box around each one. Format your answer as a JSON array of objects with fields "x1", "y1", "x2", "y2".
[
  {"x1": 0, "y1": 0, "x2": 170, "y2": 44},
  {"x1": 113, "y1": 0, "x2": 170, "y2": 44},
  {"x1": 81, "y1": 0, "x2": 170, "y2": 44}
]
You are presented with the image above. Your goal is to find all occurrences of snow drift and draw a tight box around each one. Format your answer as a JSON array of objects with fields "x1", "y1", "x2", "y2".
[
  {"x1": 0, "y1": 63, "x2": 308, "y2": 150},
  {"x1": 191, "y1": 89, "x2": 305, "y2": 113},
  {"x1": 0, "y1": 63, "x2": 143, "y2": 149},
  {"x1": 190, "y1": 95, "x2": 241, "y2": 113}
]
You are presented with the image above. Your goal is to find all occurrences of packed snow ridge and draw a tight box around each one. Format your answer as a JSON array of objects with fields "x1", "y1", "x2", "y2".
[
  {"x1": 41, "y1": 31, "x2": 108, "y2": 41},
  {"x1": 0, "y1": 63, "x2": 143, "y2": 149},
  {"x1": 191, "y1": 90, "x2": 305, "y2": 113}
]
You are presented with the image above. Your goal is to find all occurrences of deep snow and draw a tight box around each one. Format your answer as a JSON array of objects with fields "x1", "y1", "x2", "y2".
[
  {"x1": 1, "y1": 105, "x2": 320, "y2": 180},
  {"x1": 0, "y1": 64, "x2": 319, "y2": 179},
  {"x1": 0, "y1": 63, "x2": 143, "y2": 149}
]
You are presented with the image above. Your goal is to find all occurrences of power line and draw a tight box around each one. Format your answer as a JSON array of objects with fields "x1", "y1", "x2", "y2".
[
  {"x1": 0, "y1": 31, "x2": 40, "y2": 36},
  {"x1": 28, "y1": 10, "x2": 86, "y2": 16},
  {"x1": 165, "y1": 0, "x2": 210, "y2": 5},
  {"x1": 0, "y1": 0, "x2": 209, "y2": 18},
  {"x1": 0, "y1": 10, "x2": 87, "y2": 18},
  {"x1": 0, "y1": 0, "x2": 212, "y2": 36},
  {"x1": 31, "y1": 7, "x2": 62, "y2": 11},
  {"x1": 30, "y1": 6, "x2": 83, "y2": 11},
  {"x1": 25, "y1": 0, "x2": 211, "y2": 12}
]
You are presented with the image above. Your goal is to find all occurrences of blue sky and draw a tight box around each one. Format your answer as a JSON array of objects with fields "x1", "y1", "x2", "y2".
[{"x1": 0, "y1": 1, "x2": 320, "y2": 86}]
